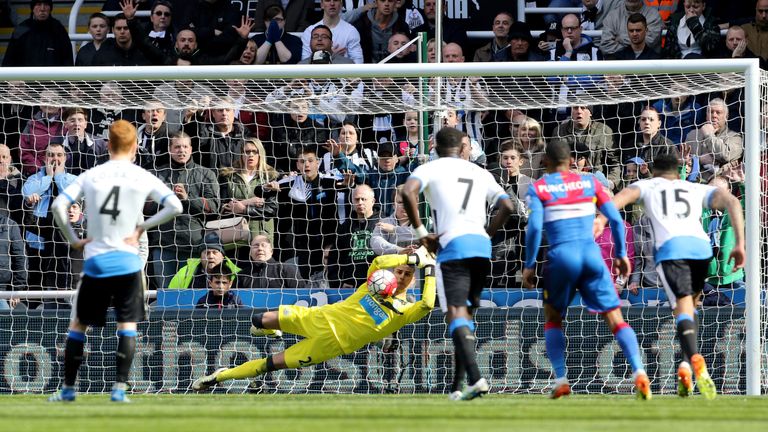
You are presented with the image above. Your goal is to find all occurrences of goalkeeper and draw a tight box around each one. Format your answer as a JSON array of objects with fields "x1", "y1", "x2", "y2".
[{"x1": 192, "y1": 248, "x2": 435, "y2": 390}]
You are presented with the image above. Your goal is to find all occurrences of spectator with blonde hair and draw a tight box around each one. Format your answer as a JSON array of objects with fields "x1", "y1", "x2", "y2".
[
  {"x1": 218, "y1": 138, "x2": 279, "y2": 252},
  {"x1": 512, "y1": 117, "x2": 546, "y2": 179}
]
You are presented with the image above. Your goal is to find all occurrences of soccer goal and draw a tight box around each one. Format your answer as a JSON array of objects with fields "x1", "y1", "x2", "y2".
[{"x1": 0, "y1": 60, "x2": 763, "y2": 396}]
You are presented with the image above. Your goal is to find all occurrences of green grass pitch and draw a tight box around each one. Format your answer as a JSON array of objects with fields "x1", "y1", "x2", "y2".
[{"x1": 2, "y1": 394, "x2": 767, "y2": 432}]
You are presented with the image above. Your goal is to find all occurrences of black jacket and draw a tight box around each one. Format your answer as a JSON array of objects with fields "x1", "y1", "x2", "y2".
[
  {"x1": 236, "y1": 259, "x2": 306, "y2": 289},
  {"x1": 152, "y1": 160, "x2": 220, "y2": 250},
  {"x1": 92, "y1": 39, "x2": 151, "y2": 66},
  {"x1": 0, "y1": 213, "x2": 26, "y2": 290},
  {"x1": 185, "y1": 0, "x2": 243, "y2": 55},
  {"x1": 2, "y1": 17, "x2": 73, "y2": 66}
]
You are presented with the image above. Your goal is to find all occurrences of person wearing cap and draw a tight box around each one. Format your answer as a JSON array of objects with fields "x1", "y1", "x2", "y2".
[
  {"x1": 298, "y1": 25, "x2": 355, "y2": 64},
  {"x1": 335, "y1": 141, "x2": 412, "y2": 218},
  {"x1": 2, "y1": 0, "x2": 73, "y2": 66},
  {"x1": 475, "y1": 13, "x2": 545, "y2": 63},
  {"x1": 599, "y1": 0, "x2": 662, "y2": 57},
  {"x1": 168, "y1": 233, "x2": 241, "y2": 289}
]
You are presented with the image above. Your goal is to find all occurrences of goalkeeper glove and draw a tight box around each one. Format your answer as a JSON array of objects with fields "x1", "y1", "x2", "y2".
[
  {"x1": 407, "y1": 246, "x2": 436, "y2": 268},
  {"x1": 265, "y1": 19, "x2": 283, "y2": 44}
]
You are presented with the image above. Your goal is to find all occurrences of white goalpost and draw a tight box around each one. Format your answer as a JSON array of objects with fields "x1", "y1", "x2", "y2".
[{"x1": 0, "y1": 59, "x2": 762, "y2": 395}]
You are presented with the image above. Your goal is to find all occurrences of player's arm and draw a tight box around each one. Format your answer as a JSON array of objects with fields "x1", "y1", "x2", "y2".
[
  {"x1": 402, "y1": 264, "x2": 436, "y2": 324},
  {"x1": 401, "y1": 176, "x2": 439, "y2": 252},
  {"x1": 486, "y1": 180, "x2": 514, "y2": 239},
  {"x1": 708, "y1": 187, "x2": 746, "y2": 269},
  {"x1": 51, "y1": 179, "x2": 86, "y2": 248},
  {"x1": 523, "y1": 189, "x2": 543, "y2": 271},
  {"x1": 594, "y1": 185, "x2": 642, "y2": 234}
]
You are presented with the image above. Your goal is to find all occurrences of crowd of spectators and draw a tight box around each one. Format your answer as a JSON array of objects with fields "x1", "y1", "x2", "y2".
[{"x1": 0, "y1": 0, "x2": 758, "y2": 309}]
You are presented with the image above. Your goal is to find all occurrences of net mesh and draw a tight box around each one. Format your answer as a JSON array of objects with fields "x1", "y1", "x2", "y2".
[{"x1": 0, "y1": 66, "x2": 762, "y2": 395}]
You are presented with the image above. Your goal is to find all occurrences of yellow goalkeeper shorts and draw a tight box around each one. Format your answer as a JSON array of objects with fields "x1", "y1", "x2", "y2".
[{"x1": 278, "y1": 305, "x2": 345, "y2": 368}]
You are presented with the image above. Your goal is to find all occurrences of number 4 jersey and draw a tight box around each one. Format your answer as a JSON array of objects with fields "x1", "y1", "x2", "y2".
[
  {"x1": 408, "y1": 157, "x2": 508, "y2": 263},
  {"x1": 58, "y1": 160, "x2": 176, "y2": 277},
  {"x1": 631, "y1": 177, "x2": 717, "y2": 263}
]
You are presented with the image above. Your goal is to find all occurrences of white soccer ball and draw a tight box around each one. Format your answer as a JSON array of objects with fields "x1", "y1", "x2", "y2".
[{"x1": 367, "y1": 269, "x2": 398, "y2": 298}]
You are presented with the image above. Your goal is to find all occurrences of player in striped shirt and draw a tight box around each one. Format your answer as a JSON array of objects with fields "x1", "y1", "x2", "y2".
[{"x1": 524, "y1": 141, "x2": 651, "y2": 400}]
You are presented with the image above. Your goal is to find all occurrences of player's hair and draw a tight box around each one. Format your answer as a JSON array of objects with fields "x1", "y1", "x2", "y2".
[
  {"x1": 627, "y1": 12, "x2": 647, "y2": 27},
  {"x1": 434, "y1": 126, "x2": 464, "y2": 156},
  {"x1": 62, "y1": 107, "x2": 88, "y2": 121},
  {"x1": 545, "y1": 140, "x2": 572, "y2": 163},
  {"x1": 208, "y1": 263, "x2": 235, "y2": 282},
  {"x1": 108, "y1": 120, "x2": 137, "y2": 154},
  {"x1": 650, "y1": 151, "x2": 682, "y2": 175}
]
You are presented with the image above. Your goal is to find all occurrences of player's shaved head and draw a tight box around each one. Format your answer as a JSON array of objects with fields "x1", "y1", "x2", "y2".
[
  {"x1": 434, "y1": 126, "x2": 464, "y2": 157},
  {"x1": 108, "y1": 120, "x2": 138, "y2": 156},
  {"x1": 650, "y1": 150, "x2": 682, "y2": 176},
  {"x1": 545, "y1": 140, "x2": 571, "y2": 164}
]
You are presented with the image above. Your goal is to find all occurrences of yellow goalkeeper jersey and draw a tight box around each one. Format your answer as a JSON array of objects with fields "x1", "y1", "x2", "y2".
[{"x1": 319, "y1": 254, "x2": 436, "y2": 354}]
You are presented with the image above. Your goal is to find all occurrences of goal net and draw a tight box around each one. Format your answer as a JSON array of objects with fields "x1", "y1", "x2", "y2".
[{"x1": 0, "y1": 61, "x2": 763, "y2": 395}]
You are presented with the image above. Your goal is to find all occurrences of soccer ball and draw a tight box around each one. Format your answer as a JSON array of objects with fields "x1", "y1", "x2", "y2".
[{"x1": 367, "y1": 269, "x2": 398, "y2": 298}]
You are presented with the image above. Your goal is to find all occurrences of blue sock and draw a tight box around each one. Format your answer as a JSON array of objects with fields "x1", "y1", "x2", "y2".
[
  {"x1": 614, "y1": 323, "x2": 644, "y2": 373},
  {"x1": 544, "y1": 322, "x2": 567, "y2": 379}
]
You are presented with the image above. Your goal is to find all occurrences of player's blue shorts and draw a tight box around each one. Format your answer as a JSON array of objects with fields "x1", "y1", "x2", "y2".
[{"x1": 543, "y1": 240, "x2": 620, "y2": 315}]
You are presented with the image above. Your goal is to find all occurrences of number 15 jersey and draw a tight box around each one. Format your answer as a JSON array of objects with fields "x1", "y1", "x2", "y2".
[
  {"x1": 409, "y1": 157, "x2": 508, "y2": 263},
  {"x1": 60, "y1": 160, "x2": 175, "y2": 277},
  {"x1": 631, "y1": 177, "x2": 717, "y2": 263}
]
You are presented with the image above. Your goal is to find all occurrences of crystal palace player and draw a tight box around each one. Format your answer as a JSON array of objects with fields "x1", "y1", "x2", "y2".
[
  {"x1": 607, "y1": 152, "x2": 745, "y2": 400},
  {"x1": 191, "y1": 250, "x2": 435, "y2": 391},
  {"x1": 401, "y1": 127, "x2": 514, "y2": 401},
  {"x1": 523, "y1": 141, "x2": 651, "y2": 400},
  {"x1": 48, "y1": 120, "x2": 183, "y2": 402}
]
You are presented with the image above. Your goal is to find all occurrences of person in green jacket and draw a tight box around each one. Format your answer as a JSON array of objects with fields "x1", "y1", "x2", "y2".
[
  {"x1": 168, "y1": 233, "x2": 241, "y2": 289},
  {"x1": 701, "y1": 174, "x2": 745, "y2": 305}
]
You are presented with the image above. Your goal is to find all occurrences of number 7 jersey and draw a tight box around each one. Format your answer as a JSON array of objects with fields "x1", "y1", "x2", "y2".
[
  {"x1": 60, "y1": 160, "x2": 175, "y2": 263},
  {"x1": 631, "y1": 177, "x2": 717, "y2": 263},
  {"x1": 408, "y1": 157, "x2": 508, "y2": 263}
]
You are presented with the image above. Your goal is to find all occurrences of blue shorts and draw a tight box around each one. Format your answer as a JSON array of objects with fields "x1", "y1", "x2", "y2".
[{"x1": 543, "y1": 241, "x2": 620, "y2": 315}]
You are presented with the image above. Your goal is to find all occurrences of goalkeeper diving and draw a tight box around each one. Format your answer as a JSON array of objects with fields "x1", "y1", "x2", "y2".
[{"x1": 191, "y1": 248, "x2": 436, "y2": 390}]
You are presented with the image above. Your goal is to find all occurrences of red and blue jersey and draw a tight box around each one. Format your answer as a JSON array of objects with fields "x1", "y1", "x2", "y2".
[{"x1": 524, "y1": 171, "x2": 626, "y2": 269}]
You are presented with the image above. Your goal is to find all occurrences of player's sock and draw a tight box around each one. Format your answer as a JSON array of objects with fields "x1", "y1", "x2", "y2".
[
  {"x1": 115, "y1": 329, "x2": 137, "y2": 384},
  {"x1": 251, "y1": 313, "x2": 264, "y2": 328},
  {"x1": 544, "y1": 322, "x2": 567, "y2": 379},
  {"x1": 63, "y1": 330, "x2": 86, "y2": 387},
  {"x1": 612, "y1": 322, "x2": 644, "y2": 374},
  {"x1": 450, "y1": 318, "x2": 480, "y2": 385},
  {"x1": 676, "y1": 313, "x2": 699, "y2": 363},
  {"x1": 217, "y1": 356, "x2": 275, "y2": 381},
  {"x1": 451, "y1": 350, "x2": 466, "y2": 392}
]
